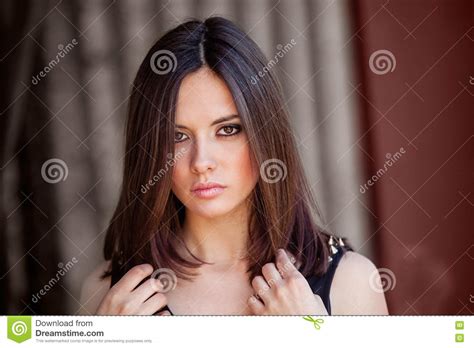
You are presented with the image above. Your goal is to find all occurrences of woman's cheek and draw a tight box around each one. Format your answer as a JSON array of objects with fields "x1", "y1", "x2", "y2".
[
  {"x1": 232, "y1": 145, "x2": 259, "y2": 189},
  {"x1": 235, "y1": 137, "x2": 257, "y2": 175},
  {"x1": 171, "y1": 162, "x2": 188, "y2": 195}
]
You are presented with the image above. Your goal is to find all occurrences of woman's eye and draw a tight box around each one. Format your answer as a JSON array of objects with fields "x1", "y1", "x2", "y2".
[
  {"x1": 174, "y1": 132, "x2": 189, "y2": 143},
  {"x1": 217, "y1": 124, "x2": 242, "y2": 137}
]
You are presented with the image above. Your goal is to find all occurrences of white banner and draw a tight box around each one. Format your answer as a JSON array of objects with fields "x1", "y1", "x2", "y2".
[{"x1": 0, "y1": 315, "x2": 470, "y2": 347}]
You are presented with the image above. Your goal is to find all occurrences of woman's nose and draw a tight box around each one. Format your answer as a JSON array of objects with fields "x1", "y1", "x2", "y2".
[{"x1": 190, "y1": 139, "x2": 217, "y2": 174}]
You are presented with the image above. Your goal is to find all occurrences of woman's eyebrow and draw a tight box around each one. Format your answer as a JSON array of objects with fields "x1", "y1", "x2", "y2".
[
  {"x1": 210, "y1": 114, "x2": 240, "y2": 126},
  {"x1": 175, "y1": 114, "x2": 240, "y2": 129}
]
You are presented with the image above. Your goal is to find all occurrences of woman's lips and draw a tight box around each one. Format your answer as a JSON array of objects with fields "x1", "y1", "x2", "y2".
[
  {"x1": 191, "y1": 187, "x2": 226, "y2": 199},
  {"x1": 190, "y1": 182, "x2": 226, "y2": 199}
]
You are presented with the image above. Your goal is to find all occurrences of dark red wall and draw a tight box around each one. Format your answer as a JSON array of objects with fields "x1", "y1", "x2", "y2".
[{"x1": 354, "y1": 0, "x2": 473, "y2": 314}]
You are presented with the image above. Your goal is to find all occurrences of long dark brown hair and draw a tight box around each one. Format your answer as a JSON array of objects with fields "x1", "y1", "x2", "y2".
[{"x1": 103, "y1": 16, "x2": 338, "y2": 283}]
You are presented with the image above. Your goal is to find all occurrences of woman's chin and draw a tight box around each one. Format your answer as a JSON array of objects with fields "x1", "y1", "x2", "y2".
[{"x1": 189, "y1": 202, "x2": 236, "y2": 219}]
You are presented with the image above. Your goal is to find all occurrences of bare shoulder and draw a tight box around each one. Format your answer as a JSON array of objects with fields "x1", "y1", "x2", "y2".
[
  {"x1": 78, "y1": 260, "x2": 112, "y2": 315},
  {"x1": 329, "y1": 251, "x2": 389, "y2": 315}
]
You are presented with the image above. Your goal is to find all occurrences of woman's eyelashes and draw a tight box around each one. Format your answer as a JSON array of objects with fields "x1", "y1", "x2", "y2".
[
  {"x1": 174, "y1": 132, "x2": 188, "y2": 143},
  {"x1": 174, "y1": 124, "x2": 242, "y2": 143},
  {"x1": 216, "y1": 124, "x2": 242, "y2": 137}
]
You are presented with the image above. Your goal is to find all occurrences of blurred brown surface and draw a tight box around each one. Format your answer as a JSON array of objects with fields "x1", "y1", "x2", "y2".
[{"x1": 354, "y1": 0, "x2": 473, "y2": 314}]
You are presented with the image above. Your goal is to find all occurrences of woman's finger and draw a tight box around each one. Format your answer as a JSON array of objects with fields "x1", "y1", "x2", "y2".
[
  {"x1": 114, "y1": 264, "x2": 154, "y2": 293},
  {"x1": 251, "y1": 275, "x2": 272, "y2": 304},
  {"x1": 261, "y1": 262, "x2": 282, "y2": 287},
  {"x1": 137, "y1": 292, "x2": 168, "y2": 315},
  {"x1": 275, "y1": 249, "x2": 298, "y2": 277},
  {"x1": 132, "y1": 278, "x2": 164, "y2": 302},
  {"x1": 247, "y1": 295, "x2": 265, "y2": 314},
  {"x1": 285, "y1": 250, "x2": 302, "y2": 269}
]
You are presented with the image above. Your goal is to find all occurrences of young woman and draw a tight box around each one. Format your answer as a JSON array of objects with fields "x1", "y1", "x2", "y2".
[{"x1": 79, "y1": 16, "x2": 389, "y2": 316}]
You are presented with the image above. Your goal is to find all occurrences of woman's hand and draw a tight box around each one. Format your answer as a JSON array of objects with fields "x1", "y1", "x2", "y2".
[
  {"x1": 96, "y1": 264, "x2": 171, "y2": 315},
  {"x1": 248, "y1": 249, "x2": 328, "y2": 315}
]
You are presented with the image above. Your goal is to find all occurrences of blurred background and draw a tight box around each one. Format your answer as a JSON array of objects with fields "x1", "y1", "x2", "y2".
[{"x1": 0, "y1": 0, "x2": 472, "y2": 315}]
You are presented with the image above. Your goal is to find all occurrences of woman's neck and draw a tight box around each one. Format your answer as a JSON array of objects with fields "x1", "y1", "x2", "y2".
[{"x1": 181, "y1": 201, "x2": 251, "y2": 266}]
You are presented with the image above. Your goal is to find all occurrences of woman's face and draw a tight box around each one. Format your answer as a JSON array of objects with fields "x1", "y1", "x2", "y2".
[{"x1": 171, "y1": 67, "x2": 259, "y2": 219}]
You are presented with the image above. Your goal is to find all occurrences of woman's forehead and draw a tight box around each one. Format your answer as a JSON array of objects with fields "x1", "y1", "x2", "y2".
[{"x1": 175, "y1": 68, "x2": 238, "y2": 125}]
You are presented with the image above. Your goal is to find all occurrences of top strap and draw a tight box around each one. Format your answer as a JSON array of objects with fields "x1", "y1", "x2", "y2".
[{"x1": 305, "y1": 241, "x2": 348, "y2": 315}]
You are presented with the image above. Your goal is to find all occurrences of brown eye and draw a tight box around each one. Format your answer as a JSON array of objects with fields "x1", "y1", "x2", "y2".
[
  {"x1": 223, "y1": 126, "x2": 233, "y2": 134},
  {"x1": 175, "y1": 132, "x2": 188, "y2": 143},
  {"x1": 217, "y1": 124, "x2": 242, "y2": 137}
]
